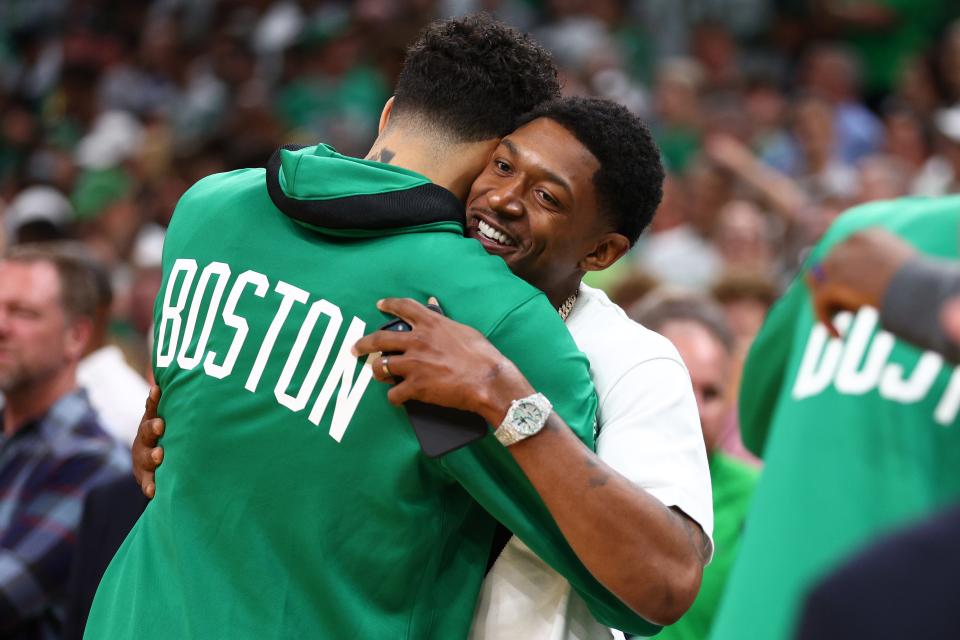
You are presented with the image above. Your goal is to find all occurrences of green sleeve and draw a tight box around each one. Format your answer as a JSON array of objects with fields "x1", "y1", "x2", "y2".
[
  {"x1": 738, "y1": 201, "x2": 887, "y2": 457},
  {"x1": 739, "y1": 279, "x2": 805, "y2": 458},
  {"x1": 442, "y1": 295, "x2": 662, "y2": 637}
]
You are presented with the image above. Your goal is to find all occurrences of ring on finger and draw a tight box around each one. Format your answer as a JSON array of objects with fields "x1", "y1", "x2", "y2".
[{"x1": 381, "y1": 355, "x2": 393, "y2": 378}]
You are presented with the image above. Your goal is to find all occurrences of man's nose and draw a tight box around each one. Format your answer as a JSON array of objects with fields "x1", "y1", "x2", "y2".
[{"x1": 487, "y1": 181, "x2": 524, "y2": 218}]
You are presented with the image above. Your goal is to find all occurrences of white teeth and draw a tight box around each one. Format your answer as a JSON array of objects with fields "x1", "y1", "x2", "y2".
[{"x1": 477, "y1": 220, "x2": 514, "y2": 246}]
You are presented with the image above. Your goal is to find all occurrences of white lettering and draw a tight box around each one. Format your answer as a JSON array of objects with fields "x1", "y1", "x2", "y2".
[
  {"x1": 156, "y1": 259, "x2": 198, "y2": 368},
  {"x1": 275, "y1": 300, "x2": 343, "y2": 412},
  {"x1": 835, "y1": 308, "x2": 894, "y2": 395},
  {"x1": 177, "y1": 262, "x2": 231, "y2": 370},
  {"x1": 880, "y1": 352, "x2": 944, "y2": 403},
  {"x1": 245, "y1": 280, "x2": 309, "y2": 392},
  {"x1": 935, "y1": 367, "x2": 960, "y2": 426},
  {"x1": 204, "y1": 270, "x2": 270, "y2": 379},
  {"x1": 792, "y1": 313, "x2": 852, "y2": 400},
  {"x1": 310, "y1": 316, "x2": 374, "y2": 442}
]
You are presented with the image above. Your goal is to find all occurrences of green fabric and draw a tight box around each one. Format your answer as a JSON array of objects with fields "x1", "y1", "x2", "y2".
[
  {"x1": 659, "y1": 452, "x2": 758, "y2": 640},
  {"x1": 277, "y1": 144, "x2": 430, "y2": 199},
  {"x1": 655, "y1": 127, "x2": 700, "y2": 175},
  {"x1": 710, "y1": 195, "x2": 960, "y2": 640},
  {"x1": 71, "y1": 167, "x2": 132, "y2": 219},
  {"x1": 844, "y1": 0, "x2": 945, "y2": 95},
  {"x1": 84, "y1": 147, "x2": 659, "y2": 638}
]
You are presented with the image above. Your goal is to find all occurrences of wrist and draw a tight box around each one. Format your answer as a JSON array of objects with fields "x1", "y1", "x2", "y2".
[{"x1": 476, "y1": 359, "x2": 535, "y2": 426}]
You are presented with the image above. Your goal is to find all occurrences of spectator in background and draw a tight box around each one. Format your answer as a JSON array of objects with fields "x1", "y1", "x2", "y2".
[
  {"x1": 711, "y1": 270, "x2": 778, "y2": 443},
  {"x1": 0, "y1": 243, "x2": 127, "y2": 639},
  {"x1": 712, "y1": 200, "x2": 778, "y2": 276},
  {"x1": 652, "y1": 58, "x2": 704, "y2": 174},
  {"x1": 880, "y1": 104, "x2": 937, "y2": 193},
  {"x1": 938, "y1": 19, "x2": 960, "y2": 105},
  {"x1": 779, "y1": 95, "x2": 859, "y2": 202},
  {"x1": 815, "y1": 0, "x2": 948, "y2": 104},
  {"x1": 3, "y1": 185, "x2": 73, "y2": 246},
  {"x1": 710, "y1": 270, "x2": 778, "y2": 356},
  {"x1": 854, "y1": 153, "x2": 910, "y2": 202},
  {"x1": 635, "y1": 174, "x2": 722, "y2": 290},
  {"x1": 912, "y1": 105, "x2": 960, "y2": 196},
  {"x1": 76, "y1": 255, "x2": 150, "y2": 446},
  {"x1": 799, "y1": 43, "x2": 883, "y2": 164},
  {"x1": 632, "y1": 291, "x2": 758, "y2": 640}
]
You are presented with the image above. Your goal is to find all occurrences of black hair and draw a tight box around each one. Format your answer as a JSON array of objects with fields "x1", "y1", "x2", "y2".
[
  {"x1": 392, "y1": 14, "x2": 560, "y2": 142},
  {"x1": 515, "y1": 97, "x2": 664, "y2": 245}
]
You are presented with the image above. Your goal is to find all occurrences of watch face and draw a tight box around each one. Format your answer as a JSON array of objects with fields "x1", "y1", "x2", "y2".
[{"x1": 513, "y1": 401, "x2": 545, "y2": 435}]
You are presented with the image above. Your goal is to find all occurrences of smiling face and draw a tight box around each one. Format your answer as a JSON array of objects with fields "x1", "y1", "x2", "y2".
[{"x1": 465, "y1": 117, "x2": 622, "y2": 303}]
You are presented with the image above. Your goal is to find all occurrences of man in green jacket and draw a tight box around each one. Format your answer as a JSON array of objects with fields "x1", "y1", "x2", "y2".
[
  {"x1": 84, "y1": 15, "x2": 661, "y2": 640},
  {"x1": 709, "y1": 195, "x2": 960, "y2": 640}
]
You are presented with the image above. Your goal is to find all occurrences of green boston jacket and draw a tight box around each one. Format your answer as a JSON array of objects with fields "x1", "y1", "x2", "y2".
[
  {"x1": 710, "y1": 195, "x2": 960, "y2": 640},
  {"x1": 84, "y1": 144, "x2": 660, "y2": 638}
]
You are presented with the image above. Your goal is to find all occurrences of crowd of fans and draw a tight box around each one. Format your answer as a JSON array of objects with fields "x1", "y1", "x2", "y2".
[
  {"x1": 4, "y1": 0, "x2": 960, "y2": 394},
  {"x1": 3, "y1": 0, "x2": 960, "y2": 637}
]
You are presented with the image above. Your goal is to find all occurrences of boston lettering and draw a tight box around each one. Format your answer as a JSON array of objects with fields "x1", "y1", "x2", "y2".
[{"x1": 155, "y1": 258, "x2": 375, "y2": 441}]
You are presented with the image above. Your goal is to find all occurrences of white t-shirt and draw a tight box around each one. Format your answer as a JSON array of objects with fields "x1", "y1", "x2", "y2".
[
  {"x1": 78, "y1": 344, "x2": 151, "y2": 446},
  {"x1": 470, "y1": 284, "x2": 713, "y2": 640}
]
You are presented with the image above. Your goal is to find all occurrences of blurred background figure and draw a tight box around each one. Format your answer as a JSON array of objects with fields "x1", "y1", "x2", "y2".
[
  {"x1": 0, "y1": 243, "x2": 127, "y2": 640},
  {"x1": 709, "y1": 196, "x2": 960, "y2": 640},
  {"x1": 631, "y1": 291, "x2": 758, "y2": 640},
  {"x1": 1, "y1": 1, "x2": 960, "y2": 638},
  {"x1": 76, "y1": 256, "x2": 150, "y2": 446},
  {"x1": 1, "y1": 0, "x2": 959, "y2": 379}
]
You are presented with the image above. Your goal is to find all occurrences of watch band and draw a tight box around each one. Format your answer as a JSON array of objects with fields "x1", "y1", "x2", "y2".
[{"x1": 494, "y1": 393, "x2": 553, "y2": 447}]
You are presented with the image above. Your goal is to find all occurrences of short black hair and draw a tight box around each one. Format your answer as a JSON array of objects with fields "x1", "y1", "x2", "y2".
[
  {"x1": 393, "y1": 14, "x2": 560, "y2": 142},
  {"x1": 515, "y1": 97, "x2": 665, "y2": 245}
]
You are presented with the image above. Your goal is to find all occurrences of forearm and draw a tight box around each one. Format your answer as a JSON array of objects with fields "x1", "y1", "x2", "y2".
[
  {"x1": 506, "y1": 418, "x2": 704, "y2": 624},
  {"x1": 729, "y1": 155, "x2": 809, "y2": 222},
  {"x1": 881, "y1": 256, "x2": 960, "y2": 363}
]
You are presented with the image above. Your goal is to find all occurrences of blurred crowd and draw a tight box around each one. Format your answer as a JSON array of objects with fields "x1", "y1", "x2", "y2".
[
  {"x1": 3, "y1": 1, "x2": 960, "y2": 638},
  {"x1": 3, "y1": 0, "x2": 960, "y2": 398}
]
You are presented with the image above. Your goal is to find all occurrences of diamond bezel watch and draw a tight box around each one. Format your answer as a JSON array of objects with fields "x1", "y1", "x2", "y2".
[{"x1": 494, "y1": 393, "x2": 553, "y2": 447}]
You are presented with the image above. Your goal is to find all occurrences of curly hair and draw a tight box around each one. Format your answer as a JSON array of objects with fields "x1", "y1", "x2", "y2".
[
  {"x1": 516, "y1": 97, "x2": 665, "y2": 245},
  {"x1": 393, "y1": 14, "x2": 560, "y2": 142}
]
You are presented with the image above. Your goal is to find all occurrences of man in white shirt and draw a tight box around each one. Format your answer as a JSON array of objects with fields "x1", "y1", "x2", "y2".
[
  {"x1": 469, "y1": 281, "x2": 711, "y2": 640},
  {"x1": 351, "y1": 96, "x2": 712, "y2": 637},
  {"x1": 76, "y1": 256, "x2": 150, "y2": 445},
  {"x1": 134, "y1": 97, "x2": 712, "y2": 636}
]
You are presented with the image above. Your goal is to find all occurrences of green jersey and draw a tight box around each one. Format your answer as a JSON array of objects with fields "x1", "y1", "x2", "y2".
[
  {"x1": 710, "y1": 196, "x2": 960, "y2": 640},
  {"x1": 658, "y1": 453, "x2": 757, "y2": 640},
  {"x1": 84, "y1": 144, "x2": 659, "y2": 638}
]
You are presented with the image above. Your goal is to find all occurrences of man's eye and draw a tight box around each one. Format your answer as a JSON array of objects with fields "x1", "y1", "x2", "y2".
[
  {"x1": 538, "y1": 190, "x2": 559, "y2": 207},
  {"x1": 494, "y1": 160, "x2": 511, "y2": 173},
  {"x1": 12, "y1": 308, "x2": 38, "y2": 319}
]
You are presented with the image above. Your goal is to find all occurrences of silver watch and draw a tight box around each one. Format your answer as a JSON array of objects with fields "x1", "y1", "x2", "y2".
[{"x1": 494, "y1": 393, "x2": 553, "y2": 447}]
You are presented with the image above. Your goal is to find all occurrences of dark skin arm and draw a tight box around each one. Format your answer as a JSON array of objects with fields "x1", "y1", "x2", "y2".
[
  {"x1": 351, "y1": 297, "x2": 708, "y2": 625},
  {"x1": 808, "y1": 228, "x2": 916, "y2": 337},
  {"x1": 132, "y1": 385, "x2": 164, "y2": 499},
  {"x1": 131, "y1": 299, "x2": 709, "y2": 624}
]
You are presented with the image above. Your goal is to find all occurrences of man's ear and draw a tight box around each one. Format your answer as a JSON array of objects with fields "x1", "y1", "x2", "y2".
[
  {"x1": 64, "y1": 316, "x2": 94, "y2": 362},
  {"x1": 579, "y1": 232, "x2": 631, "y2": 273},
  {"x1": 378, "y1": 96, "x2": 396, "y2": 135}
]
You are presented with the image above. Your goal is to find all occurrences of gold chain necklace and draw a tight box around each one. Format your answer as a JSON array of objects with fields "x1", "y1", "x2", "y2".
[{"x1": 558, "y1": 291, "x2": 579, "y2": 322}]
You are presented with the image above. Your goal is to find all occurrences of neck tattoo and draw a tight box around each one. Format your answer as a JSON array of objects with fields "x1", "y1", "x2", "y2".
[
  {"x1": 371, "y1": 147, "x2": 395, "y2": 164},
  {"x1": 558, "y1": 291, "x2": 579, "y2": 322}
]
